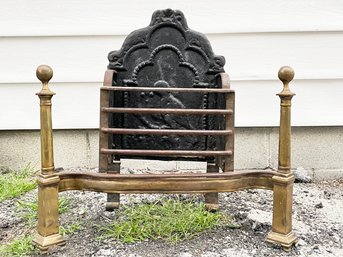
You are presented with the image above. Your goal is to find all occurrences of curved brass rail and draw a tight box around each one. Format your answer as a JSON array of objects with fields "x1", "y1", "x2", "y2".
[{"x1": 58, "y1": 170, "x2": 277, "y2": 194}]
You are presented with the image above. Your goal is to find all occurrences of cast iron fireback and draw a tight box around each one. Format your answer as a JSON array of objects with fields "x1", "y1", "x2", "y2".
[{"x1": 107, "y1": 8, "x2": 226, "y2": 161}]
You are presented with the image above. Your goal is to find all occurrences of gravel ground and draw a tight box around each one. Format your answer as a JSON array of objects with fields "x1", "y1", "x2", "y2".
[{"x1": 1, "y1": 168, "x2": 342, "y2": 257}]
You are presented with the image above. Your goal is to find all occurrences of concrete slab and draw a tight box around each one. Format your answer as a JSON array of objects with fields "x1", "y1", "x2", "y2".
[{"x1": 1, "y1": 127, "x2": 342, "y2": 179}]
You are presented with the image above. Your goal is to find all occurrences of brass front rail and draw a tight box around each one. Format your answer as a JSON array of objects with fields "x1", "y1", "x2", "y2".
[{"x1": 58, "y1": 170, "x2": 277, "y2": 193}]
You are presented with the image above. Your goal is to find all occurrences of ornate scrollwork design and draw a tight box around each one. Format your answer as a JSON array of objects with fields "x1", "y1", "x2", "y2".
[
  {"x1": 108, "y1": 9, "x2": 225, "y2": 76},
  {"x1": 150, "y1": 8, "x2": 188, "y2": 30},
  {"x1": 131, "y1": 44, "x2": 200, "y2": 85}
]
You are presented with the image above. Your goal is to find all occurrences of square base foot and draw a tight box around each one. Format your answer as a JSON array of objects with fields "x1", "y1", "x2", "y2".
[
  {"x1": 205, "y1": 203, "x2": 219, "y2": 212},
  {"x1": 266, "y1": 231, "x2": 297, "y2": 251},
  {"x1": 106, "y1": 202, "x2": 120, "y2": 211},
  {"x1": 32, "y1": 233, "x2": 65, "y2": 251}
]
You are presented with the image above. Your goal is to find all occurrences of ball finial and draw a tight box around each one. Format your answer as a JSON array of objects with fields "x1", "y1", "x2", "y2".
[
  {"x1": 36, "y1": 65, "x2": 53, "y2": 84},
  {"x1": 278, "y1": 66, "x2": 294, "y2": 83}
]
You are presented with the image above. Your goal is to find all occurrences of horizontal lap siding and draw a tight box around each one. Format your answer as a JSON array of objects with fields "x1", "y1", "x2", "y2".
[
  {"x1": 0, "y1": 0, "x2": 342, "y2": 129},
  {"x1": 2, "y1": 79, "x2": 342, "y2": 129},
  {"x1": 1, "y1": 0, "x2": 343, "y2": 36},
  {"x1": 1, "y1": 32, "x2": 343, "y2": 83}
]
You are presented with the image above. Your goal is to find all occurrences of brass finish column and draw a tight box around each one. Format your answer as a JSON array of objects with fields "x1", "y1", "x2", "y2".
[
  {"x1": 266, "y1": 66, "x2": 297, "y2": 251},
  {"x1": 32, "y1": 65, "x2": 65, "y2": 250}
]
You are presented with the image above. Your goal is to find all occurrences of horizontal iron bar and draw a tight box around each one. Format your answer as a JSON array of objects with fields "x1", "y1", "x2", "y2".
[
  {"x1": 101, "y1": 86, "x2": 233, "y2": 93},
  {"x1": 101, "y1": 107, "x2": 233, "y2": 115},
  {"x1": 101, "y1": 149, "x2": 232, "y2": 157},
  {"x1": 58, "y1": 170, "x2": 277, "y2": 193},
  {"x1": 101, "y1": 128, "x2": 232, "y2": 136}
]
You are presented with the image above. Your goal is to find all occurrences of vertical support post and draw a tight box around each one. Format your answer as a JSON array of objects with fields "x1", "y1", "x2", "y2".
[
  {"x1": 106, "y1": 159, "x2": 121, "y2": 211},
  {"x1": 266, "y1": 66, "x2": 297, "y2": 251},
  {"x1": 204, "y1": 162, "x2": 219, "y2": 211},
  {"x1": 99, "y1": 69, "x2": 120, "y2": 211},
  {"x1": 205, "y1": 73, "x2": 234, "y2": 211},
  {"x1": 221, "y1": 73, "x2": 234, "y2": 172},
  {"x1": 33, "y1": 65, "x2": 65, "y2": 250},
  {"x1": 99, "y1": 70, "x2": 111, "y2": 174}
]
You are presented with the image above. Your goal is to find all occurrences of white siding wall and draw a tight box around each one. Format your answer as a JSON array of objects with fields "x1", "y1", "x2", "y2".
[{"x1": 1, "y1": 0, "x2": 343, "y2": 129}]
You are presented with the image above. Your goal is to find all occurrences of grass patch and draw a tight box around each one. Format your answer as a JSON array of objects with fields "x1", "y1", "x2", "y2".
[
  {"x1": 17, "y1": 197, "x2": 72, "y2": 226},
  {"x1": 0, "y1": 197, "x2": 77, "y2": 257},
  {"x1": 0, "y1": 164, "x2": 37, "y2": 203},
  {"x1": 0, "y1": 222, "x2": 80, "y2": 257},
  {"x1": 99, "y1": 198, "x2": 230, "y2": 243},
  {"x1": 0, "y1": 235, "x2": 36, "y2": 257},
  {"x1": 60, "y1": 223, "x2": 81, "y2": 236}
]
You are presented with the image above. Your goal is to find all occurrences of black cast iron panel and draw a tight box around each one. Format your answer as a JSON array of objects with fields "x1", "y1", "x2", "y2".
[{"x1": 107, "y1": 9, "x2": 226, "y2": 160}]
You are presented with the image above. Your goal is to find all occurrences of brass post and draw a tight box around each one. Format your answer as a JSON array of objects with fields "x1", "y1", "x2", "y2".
[
  {"x1": 266, "y1": 66, "x2": 297, "y2": 250},
  {"x1": 32, "y1": 65, "x2": 65, "y2": 250},
  {"x1": 36, "y1": 65, "x2": 55, "y2": 175}
]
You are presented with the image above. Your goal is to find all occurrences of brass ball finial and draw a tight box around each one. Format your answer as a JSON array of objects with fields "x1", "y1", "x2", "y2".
[
  {"x1": 278, "y1": 66, "x2": 294, "y2": 84},
  {"x1": 36, "y1": 65, "x2": 53, "y2": 84}
]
